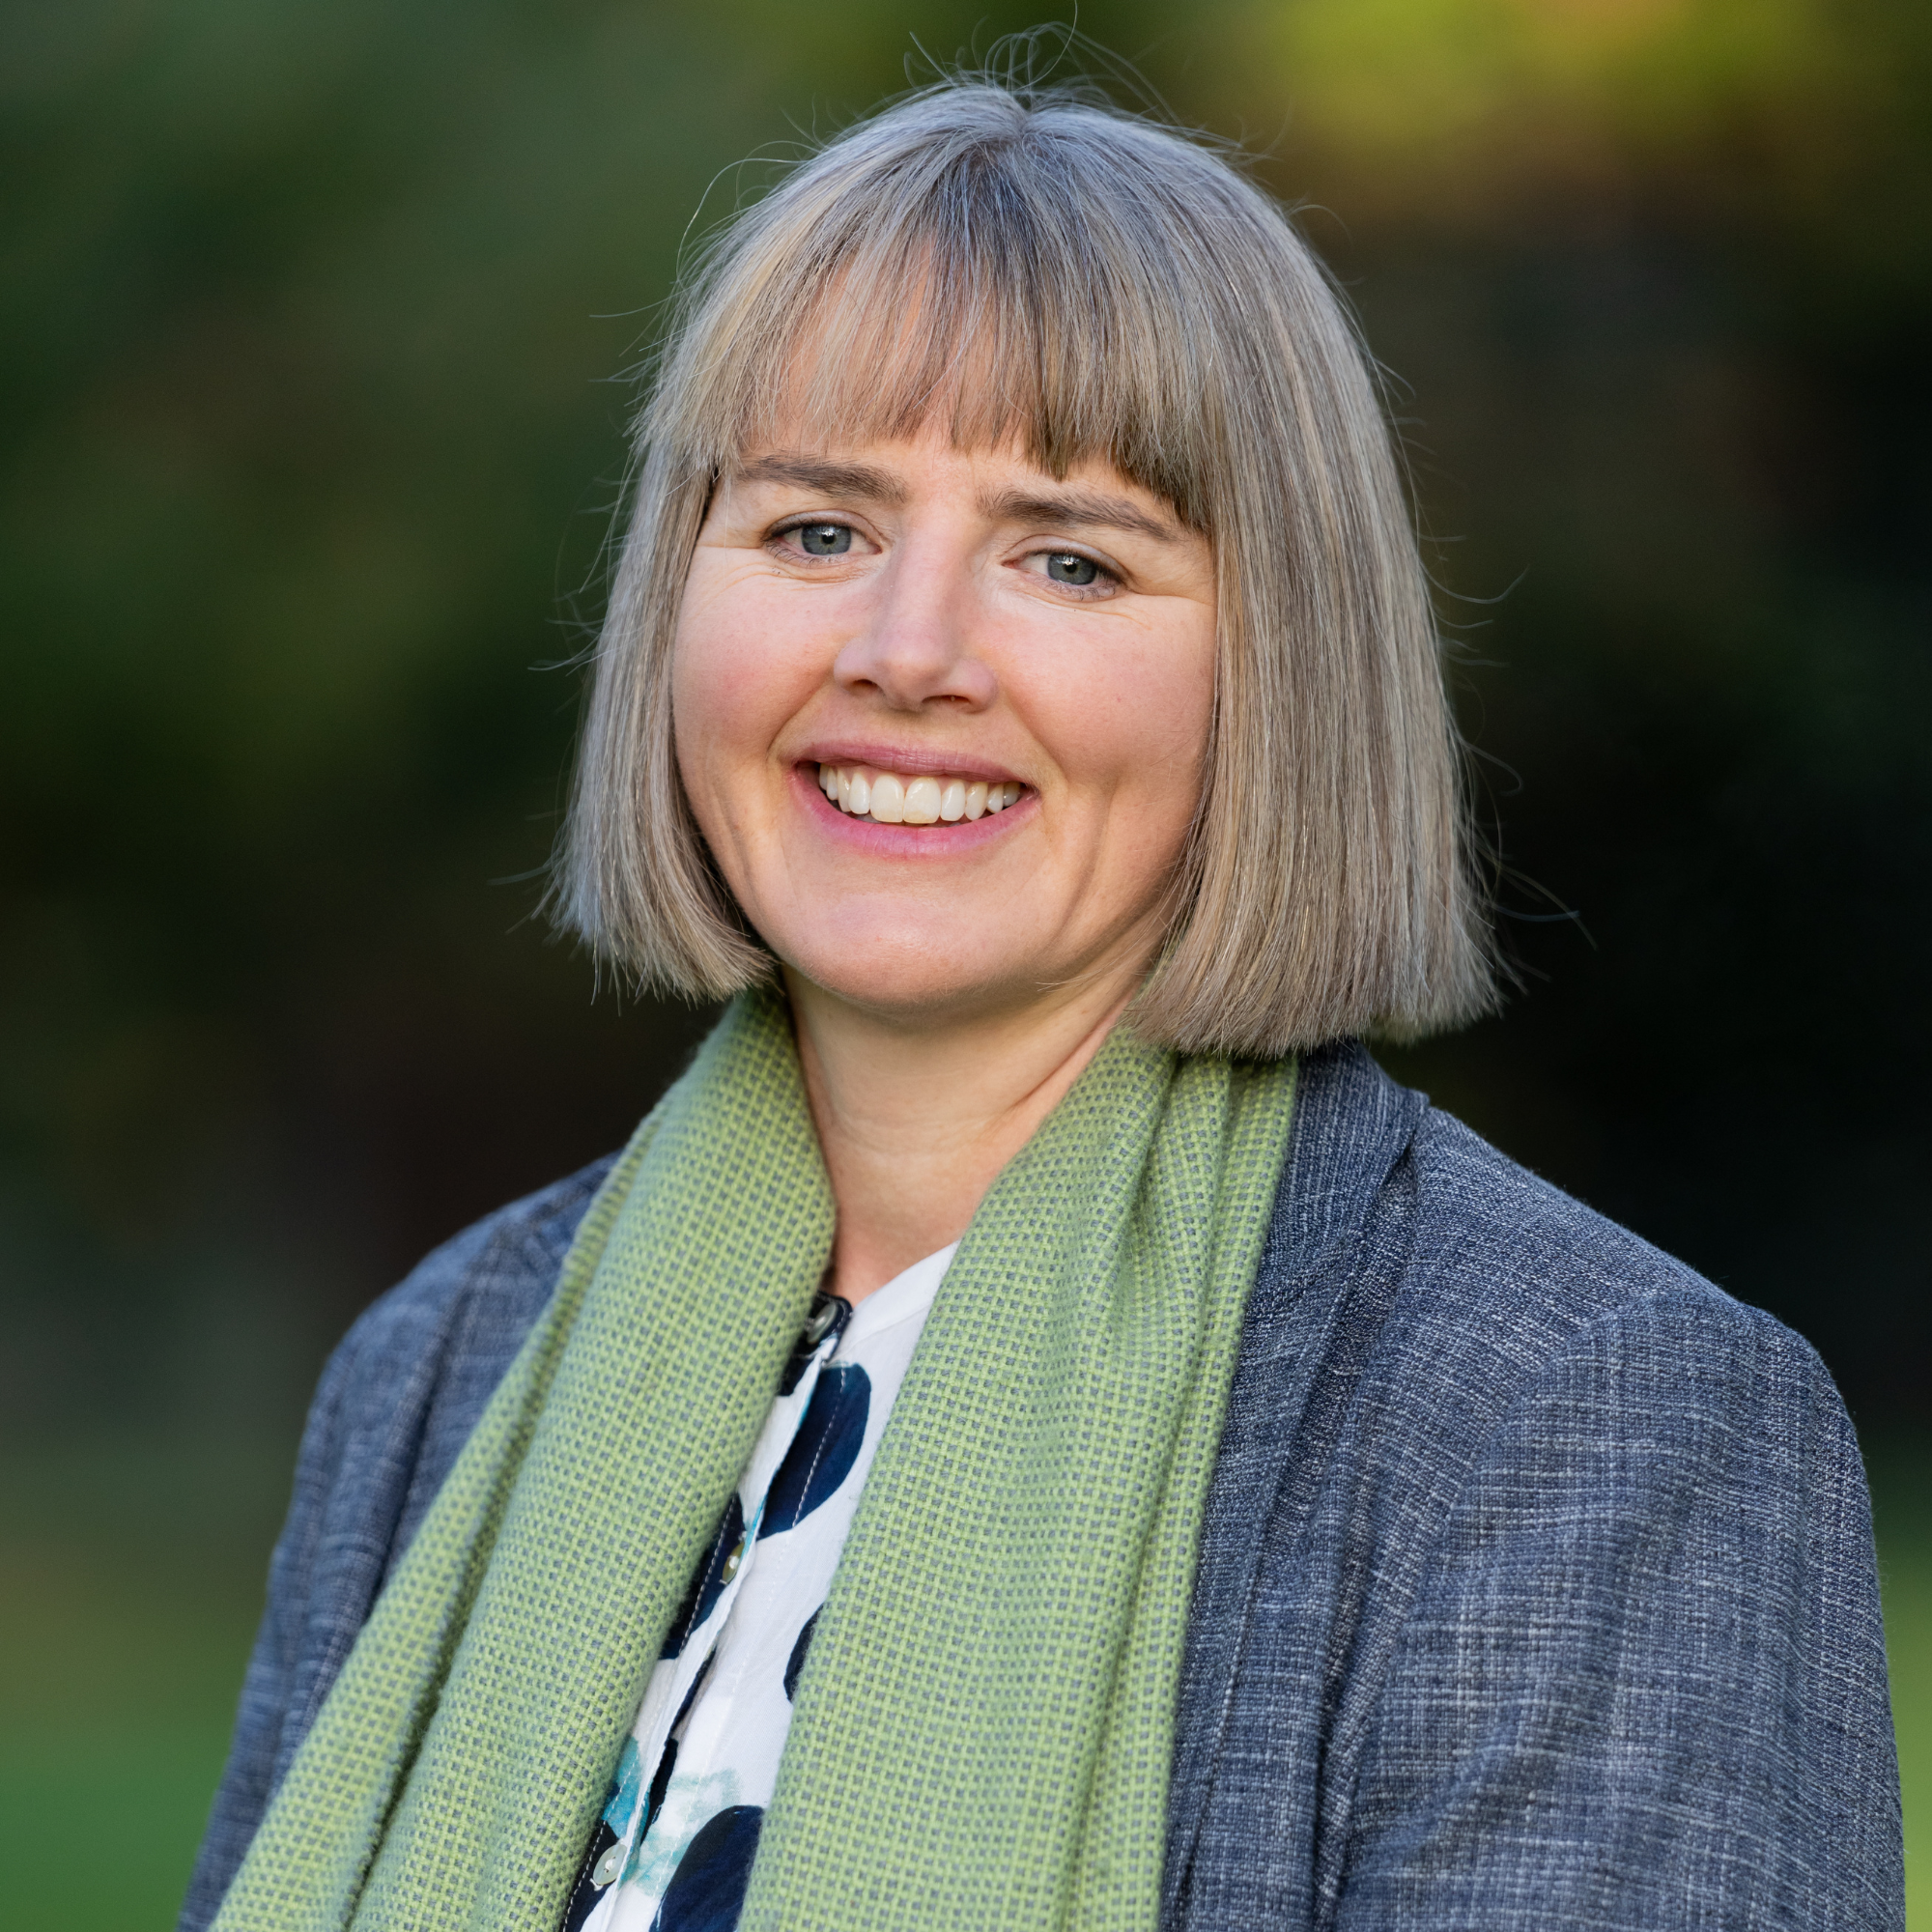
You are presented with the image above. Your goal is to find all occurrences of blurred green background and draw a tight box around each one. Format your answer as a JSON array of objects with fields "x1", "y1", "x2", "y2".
[{"x1": 1, "y1": 1, "x2": 1926, "y2": 1922}]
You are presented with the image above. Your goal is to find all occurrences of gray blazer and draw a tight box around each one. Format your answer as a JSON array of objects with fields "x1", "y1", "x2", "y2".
[{"x1": 181, "y1": 1044, "x2": 1905, "y2": 1929}]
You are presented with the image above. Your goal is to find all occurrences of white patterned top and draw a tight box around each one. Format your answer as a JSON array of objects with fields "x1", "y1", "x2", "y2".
[{"x1": 560, "y1": 1242, "x2": 958, "y2": 1932}]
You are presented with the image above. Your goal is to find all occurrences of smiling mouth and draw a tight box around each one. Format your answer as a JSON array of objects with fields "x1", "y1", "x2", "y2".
[{"x1": 816, "y1": 763, "x2": 1025, "y2": 825}]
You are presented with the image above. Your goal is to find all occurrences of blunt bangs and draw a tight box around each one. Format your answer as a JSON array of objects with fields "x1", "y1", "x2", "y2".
[
  {"x1": 657, "y1": 107, "x2": 1243, "y2": 527},
  {"x1": 553, "y1": 80, "x2": 1498, "y2": 1056}
]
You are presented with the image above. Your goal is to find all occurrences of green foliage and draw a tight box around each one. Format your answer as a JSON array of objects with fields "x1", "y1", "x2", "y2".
[{"x1": 1874, "y1": 1445, "x2": 1932, "y2": 1925}]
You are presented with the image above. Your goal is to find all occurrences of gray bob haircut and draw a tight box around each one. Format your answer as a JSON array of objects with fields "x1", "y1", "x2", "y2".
[{"x1": 553, "y1": 75, "x2": 1496, "y2": 1057}]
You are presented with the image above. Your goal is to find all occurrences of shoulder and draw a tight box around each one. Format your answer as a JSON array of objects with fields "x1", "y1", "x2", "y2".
[
  {"x1": 175, "y1": 1153, "x2": 624, "y2": 1932},
  {"x1": 1270, "y1": 1051, "x2": 1870, "y2": 1643},
  {"x1": 1403, "y1": 1101, "x2": 1828, "y2": 1423},
  {"x1": 1231, "y1": 1041, "x2": 1858, "y2": 1576},
  {"x1": 1268, "y1": 1040, "x2": 1827, "y2": 1430},
  {"x1": 303, "y1": 1152, "x2": 620, "y2": 1567},
  {"x1": 327, "y1": 1153, "x2": 616, "y2": 1394},
  {"x1": 295, "y1": 1154, "x2": 624, "y2": 1695},
  {"x1": 1177, "y1": 1050, "x2": 1896, "y2": 1927}
]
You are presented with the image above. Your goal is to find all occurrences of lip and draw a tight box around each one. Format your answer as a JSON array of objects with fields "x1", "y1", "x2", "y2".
[
  {"x1": 788, "y1": 763, "x2": 1033, "y2": 854},
  {"x1": 795, "y1": 742, "x2": 1024, "y2": 786}
]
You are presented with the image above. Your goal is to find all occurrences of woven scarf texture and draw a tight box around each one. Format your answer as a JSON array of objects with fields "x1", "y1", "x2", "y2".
[{"x1": 211, "y1": 989, "x2": 1296, "y2": 1932}]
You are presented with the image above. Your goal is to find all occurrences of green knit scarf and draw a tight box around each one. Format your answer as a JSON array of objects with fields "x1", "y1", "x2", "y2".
[{"x1": 212, "y1": 990, "x2": 1295, "y2": 1932}]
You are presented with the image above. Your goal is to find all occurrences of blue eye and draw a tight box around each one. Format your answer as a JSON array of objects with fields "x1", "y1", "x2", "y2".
[
  {"x1": 1046, "y1": 553, "x2": 1099, "y2": 586},
  {"x1": 797, "y1": 524, "x2": 851, "y2": 555}
]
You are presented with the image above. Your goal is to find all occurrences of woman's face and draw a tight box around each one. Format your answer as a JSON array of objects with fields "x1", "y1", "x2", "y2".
[{"x1": 672, "y1": 422, "x2": 1217, "y2": 1027}]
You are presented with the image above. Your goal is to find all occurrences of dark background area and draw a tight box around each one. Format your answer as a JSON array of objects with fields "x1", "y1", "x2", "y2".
[{"x1": 3, "y1": 0, "x2": 1926, "y2": 1455}]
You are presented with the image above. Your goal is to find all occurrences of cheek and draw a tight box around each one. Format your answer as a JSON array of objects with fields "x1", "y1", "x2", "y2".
[
  {"x1": 1037, "y1": 618, "x2": 1215, "y2": 814},
  {"x1": 671, "y1": 568, "x2": 818, "y2": 787}
]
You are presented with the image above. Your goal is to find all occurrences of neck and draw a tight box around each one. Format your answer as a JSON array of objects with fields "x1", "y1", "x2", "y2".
[{"x1": 784, "y1": 969, "x2": 1140, "y2": 1304}]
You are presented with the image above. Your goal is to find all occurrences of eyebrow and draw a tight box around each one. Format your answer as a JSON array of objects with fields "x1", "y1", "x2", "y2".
[
  {"x1": 731, "y1": 454, "x2": 1184, "y2": 546},
  {"x1": 732, "y1": 454, "x2": 907, "y2": 505},
  {"x1": 979, "y1": 485, "x2": 1184, "y2": 546}
]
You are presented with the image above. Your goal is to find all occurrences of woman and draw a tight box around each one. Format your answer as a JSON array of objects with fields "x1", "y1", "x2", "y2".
[{"x1": 183, "y1": 75, "x2": 1902, "y2": 1932}]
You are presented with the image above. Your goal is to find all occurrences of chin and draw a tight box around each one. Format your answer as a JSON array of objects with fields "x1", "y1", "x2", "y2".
[{"x1": 779, "y1": 936, "x2": 1040, "y2": 1026}]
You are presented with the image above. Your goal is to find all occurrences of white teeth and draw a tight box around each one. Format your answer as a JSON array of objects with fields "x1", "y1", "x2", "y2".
[{"x1": 816, "y1": 764, "x2": 1019, "y2": 828}]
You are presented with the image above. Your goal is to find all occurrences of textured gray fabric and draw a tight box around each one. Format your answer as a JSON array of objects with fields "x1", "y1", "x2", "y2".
[{"x1": 180, "y1": 1044, "x2": 1904, "y2": 1930}]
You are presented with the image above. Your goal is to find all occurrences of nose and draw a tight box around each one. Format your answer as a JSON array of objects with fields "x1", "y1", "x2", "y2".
[{"x1": 831, "y1": 540, "x2": 998, "y2": 714}]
